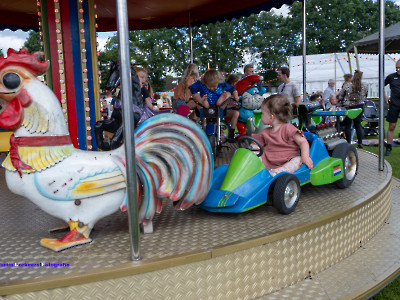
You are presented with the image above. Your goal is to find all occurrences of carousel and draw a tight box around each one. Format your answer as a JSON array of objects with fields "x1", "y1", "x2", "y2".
[{"x1": 0, "y1": 1, "x2": 398, "y2": 299}]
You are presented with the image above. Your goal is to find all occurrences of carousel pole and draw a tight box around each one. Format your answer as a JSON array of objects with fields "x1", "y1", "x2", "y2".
[
  {"x1": 302, "y1": 0, "x2": 307, "y2": 102},
  {"x1": 378, "y1": 0, "x2": 385, "y2": 171},
  {"x1": 116, "y1": 0, "x2": 141, "y2": 260}
]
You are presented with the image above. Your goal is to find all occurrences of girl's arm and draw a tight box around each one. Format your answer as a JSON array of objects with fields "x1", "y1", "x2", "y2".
[
  {"x1": 293, "y1": 132, "x2": 313, "y2": 170},
  {"x1": 184, "y1": 78, "x2": 194, "y2": 102}
]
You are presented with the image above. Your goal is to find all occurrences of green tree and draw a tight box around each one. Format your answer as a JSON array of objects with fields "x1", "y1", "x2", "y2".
[
  {"x1": 23, "y1": 30, "x2": 41, "y2": 53},
  {"x1": 288, "y1": 0, "x2": 400, "y2": 55},
  {"x1": 0, "y1": 49, "x2": 4, "y2": 57},
  {"x1": 192, "y1": 19, "x2": 245, "y2": 75}
]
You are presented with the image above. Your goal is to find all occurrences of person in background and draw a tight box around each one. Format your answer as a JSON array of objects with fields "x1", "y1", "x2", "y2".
[
  {"x1": 326, "y1": 94, "x2": 345, "y2": 123},
  {"x1": 144, "y1": 80, "x2": 154, "y2": 99},
  {"x1": 277, "y1": 67, "x2": 301, "y2": 104},
  {"x1": 323, "y1": 79, "x2": 335, "y2": 109},
  {"x1": 343, "y1": 74, "x2": 353, "y2": 87},
  {"x1": 133, "y1": 66, "x2": 153, "y2": 109},
  {"x1": 384, "y1": 59, "x2": 400, "y2": 156},
  {"x1": 338, "y1": 70, "x2": 367, "y2": 149},
  {"x1": 252, "y1": 94, "x2": 313, "y2": 176},
  {"x1": 223, "y1": 74, "x2": 240, "y2": 109},
  {"x1": 173, "y1": 63, "x2": 200, "y2": 112},
  {"x1": 244, "y1": 64, "x2": 262, "y2": 90},
  {"x1": 189, "y1": 69, "x2": 239, "y2": 141}
]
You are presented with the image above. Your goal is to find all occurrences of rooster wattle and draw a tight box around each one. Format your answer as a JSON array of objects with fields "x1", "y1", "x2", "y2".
[{"x1": 0, "y1": 49, "x2": 213, "y2": 251}]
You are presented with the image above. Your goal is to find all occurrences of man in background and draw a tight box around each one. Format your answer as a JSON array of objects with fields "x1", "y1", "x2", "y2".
[
  {"x1": 384, "y1": 59, "x2": 400, "y2": 156},
  {"x1": 277, "y1": 67, "x2": 301, "y2": 104},
  {"x1": 244, "y1": 64, "x2": 263, "y2": 90},
  {"x1": 323, "y1": 79, "x2": 335, "y2": 109}
]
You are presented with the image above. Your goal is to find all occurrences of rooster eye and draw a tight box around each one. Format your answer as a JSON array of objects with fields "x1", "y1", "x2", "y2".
[{"x1": 3, "y1": 73, "x2": 21, "y2": 90}]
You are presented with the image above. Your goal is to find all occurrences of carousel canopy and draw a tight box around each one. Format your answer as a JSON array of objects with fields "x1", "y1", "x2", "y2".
[
  {"x1": 346, "y1": 22, "x2": 400, "y2": 54},
  {"x1": 0, "y1": 0, "x2": 294, "y2": 32}
]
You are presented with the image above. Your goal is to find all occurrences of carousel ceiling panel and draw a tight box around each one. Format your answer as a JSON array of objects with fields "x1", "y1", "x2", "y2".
[{"x1": 0, "y1": 0, "x2": 294, "y2": 31}]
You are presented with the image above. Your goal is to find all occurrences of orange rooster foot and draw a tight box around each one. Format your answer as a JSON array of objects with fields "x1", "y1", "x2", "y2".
[{"x1": 40, "y1": 228, "x2": 92, "y2": 252}]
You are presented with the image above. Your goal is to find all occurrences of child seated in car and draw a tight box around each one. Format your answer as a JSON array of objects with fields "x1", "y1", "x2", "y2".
[
  {"x1": 252, "y1": 94, "x2": 313, "y2": 176},
  {"x1": 189, "y1": 69, "x2": 240, "y2": 141}
]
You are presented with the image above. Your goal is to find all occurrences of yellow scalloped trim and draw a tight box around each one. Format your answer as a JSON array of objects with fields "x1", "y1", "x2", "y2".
[{"x1": 2, "y1": 145, "x2": 77, "y2": 173}]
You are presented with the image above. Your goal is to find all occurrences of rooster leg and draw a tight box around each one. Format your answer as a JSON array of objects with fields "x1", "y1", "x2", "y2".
[{"x1": 40, "y1": 220, "x2": 92, "y2": 252}]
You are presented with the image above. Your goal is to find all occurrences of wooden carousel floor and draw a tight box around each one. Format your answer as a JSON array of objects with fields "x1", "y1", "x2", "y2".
[{"x1": 0, "y1": 146, "x2": 396, "y2": 298}]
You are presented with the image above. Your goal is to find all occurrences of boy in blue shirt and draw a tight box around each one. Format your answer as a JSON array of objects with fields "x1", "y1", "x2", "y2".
[{"x1": 189, "y1": 69, "x2": 239, "y2": 140}]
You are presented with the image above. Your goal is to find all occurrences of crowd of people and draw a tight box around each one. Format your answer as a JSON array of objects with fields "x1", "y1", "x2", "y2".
[{"x1": 99, "y1": 59, "x2": 400, "y2": 162}]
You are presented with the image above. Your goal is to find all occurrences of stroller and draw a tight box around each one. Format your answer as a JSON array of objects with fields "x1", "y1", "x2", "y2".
[{"x1": 363, "y1": 100, "x2": 379, "y2": 136}]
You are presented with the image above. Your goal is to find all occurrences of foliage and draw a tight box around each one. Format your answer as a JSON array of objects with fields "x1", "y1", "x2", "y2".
[
  {"x1": 289, "y1": 0, "x2": 400, "y2": 55},
  {"x1": 23, "y1": 30, "x2": 41, "y2": 53},
  {"x1": 0, "y1": 49, "x2": 3, "y2": 57},
  {"x1": 98, "y1": 0, "x2": 400, "y2": 92}
]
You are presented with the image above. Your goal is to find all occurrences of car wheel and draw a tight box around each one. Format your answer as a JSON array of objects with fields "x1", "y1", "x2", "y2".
[
  {"x1": 273, "y1": 174, "x2": 300, "y2": 214},
  {"x1": 332, "y1": 143, "x2": 358, "y2": 189}
]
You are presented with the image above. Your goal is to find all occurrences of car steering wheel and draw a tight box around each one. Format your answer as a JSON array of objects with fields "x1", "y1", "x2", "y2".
[{"x1": 237, "y1": 136, "x2": 264, "y2": 157}]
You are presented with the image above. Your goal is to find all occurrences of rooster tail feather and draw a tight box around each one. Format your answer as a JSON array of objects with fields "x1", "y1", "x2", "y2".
[{"x1": 134, "y1": 114, "x2": 213, "y2": 222}]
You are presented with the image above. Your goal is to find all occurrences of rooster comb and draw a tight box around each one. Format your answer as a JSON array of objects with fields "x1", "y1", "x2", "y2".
[{"x1": 0, "y1": 48, "x2": 49, "y2": 76}]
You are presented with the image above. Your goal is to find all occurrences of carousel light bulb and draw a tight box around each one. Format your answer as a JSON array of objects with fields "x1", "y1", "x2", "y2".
[
  {"x1": 80, "y1": 19, "x2": 84, "y2": 23},
  {"x1": 86, "y1": 126, "x2": 91, "y2": 131},
  {"x1": 79, "y1": 9, "x2": 84, "y2": 13},
  {"x1": 87, "y1": 136, "x2": 92, "y2": 141},
  {"x1": 85, "y1": 97, "x2": 89, "y2": 101},
  {"x1": 81, "y1": 39, "x2": 86, "y2": 43},
  {"x1": 55, "y1": 19, "x2": 60, "y2": 23},
  {"x1": 87, "y1": 145, "x2": 93, "y2": 150},
  {"x1": 62, "y1": 108, "x2": 67, "y2": 113},
  {"x1": 85, "y1": 107, "x2": 90, "y2": 112},
  {"x1": 84, "y1": 88, "x2": 89, "y2": 92},
  {"x1": 86, "y1": 117, "x2": 91, "y2": 121}
]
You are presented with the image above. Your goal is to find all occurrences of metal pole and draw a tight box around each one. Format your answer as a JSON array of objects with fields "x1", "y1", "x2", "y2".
[
  {"x1": 334, "y1": 53, "x2": 337, "y2": 91},
  {"x1": 302, "y1": 0, "x2": 306, "y2": 102},
  {"x1": 347, "y1": 51, "x2": 352, "y2": 74},
  {"x1": 354, "y1": 46, "x2": 360, "y2": 71},
  {"x1": 378, "y1": 0, "x2": 385, "y2": 171},
  {"x1": 116, "y1": 0, "x2": 141, "y2": 260}
]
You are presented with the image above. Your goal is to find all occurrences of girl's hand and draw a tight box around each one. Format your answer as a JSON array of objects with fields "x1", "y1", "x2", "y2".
[{"x1": 301, "y1": 157, "x2": 313, "y2": 170}]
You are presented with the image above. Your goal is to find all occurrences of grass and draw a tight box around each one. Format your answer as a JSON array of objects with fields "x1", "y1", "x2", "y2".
[{"x1": 356, "y1": 120, "x2": 400, "y2": 299}]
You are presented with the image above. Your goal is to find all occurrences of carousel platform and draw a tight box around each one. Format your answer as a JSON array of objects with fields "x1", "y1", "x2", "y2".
[{"x1": 0, "y1": 145, "x2": 397, "y2": 299}]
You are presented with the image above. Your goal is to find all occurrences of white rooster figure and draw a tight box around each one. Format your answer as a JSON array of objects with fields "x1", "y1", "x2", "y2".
[{"x1": 0, "y1": 49, "x2": 213, "y2": 251}]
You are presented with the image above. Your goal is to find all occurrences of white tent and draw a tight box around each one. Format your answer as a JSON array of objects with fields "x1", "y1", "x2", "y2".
[{"x1": 288, "y1": 52, "x2": 399, "y2": 98}]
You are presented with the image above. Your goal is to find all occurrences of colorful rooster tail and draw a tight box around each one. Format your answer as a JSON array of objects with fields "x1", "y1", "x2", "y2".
[{"x1": 134, "y1": 114, "x2": 213, "y2": 223}]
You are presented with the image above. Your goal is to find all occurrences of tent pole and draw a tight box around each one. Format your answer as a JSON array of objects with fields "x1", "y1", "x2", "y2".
[
  {"x1": 378, "y1": 0, "x2": 385, "y2": 171},
  {"x1": 334, "y1": 53, "x2": 337, "y2": 91},
  {"x1": 116, "y1": 0, "x2": 141, "y2": 260},
  {"x1": 347, "y1": 51, "x2": 352, "y2": 74},
  {"x1": 302, "y1": 0, "x2": 306, "y2": 101},
  {"x1": 354, "y1": 46, "x2": 360, "y2": 70}
]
